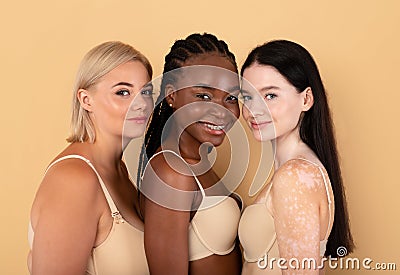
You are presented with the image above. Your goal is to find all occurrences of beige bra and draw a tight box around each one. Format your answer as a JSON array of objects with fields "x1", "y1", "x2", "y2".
[
  {"x1": 28, "y1": 155, "x2": 149, "y2": 275},
  {"x1": 148, "y1": 150, "x2": 242, "y2": 261},
  {"x1": 238, "y1": 158, "x2": 334, "y2": 263}
]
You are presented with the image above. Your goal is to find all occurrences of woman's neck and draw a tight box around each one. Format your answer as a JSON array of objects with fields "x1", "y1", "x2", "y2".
[
  {"x1": 273, "y1": 128, "x2": 306, "y2": 169},
  {"x1": 88, "y1": 134, "x2": 123, "y2": 171},
  {"x1": 164, "y1": 121, "x2": 203, "y2": 161}
]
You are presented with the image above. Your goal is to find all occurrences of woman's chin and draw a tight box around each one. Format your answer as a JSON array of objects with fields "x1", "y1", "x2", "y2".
[
  {"x1": 252, "y1": 131, "x2": 273, "y2": 142},
  {"x1": 202, "y1": 136, "x2": 225, "y2": 148}
]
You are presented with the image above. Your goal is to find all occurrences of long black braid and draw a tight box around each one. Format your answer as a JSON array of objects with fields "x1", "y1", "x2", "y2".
[{"x1": 136, "y1": 33, "x2": 237, "y2": 209}]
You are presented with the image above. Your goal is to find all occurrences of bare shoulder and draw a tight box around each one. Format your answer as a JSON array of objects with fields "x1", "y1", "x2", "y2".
[
  {"x1": 144, "y1": 151, "x2": 198, "y2": 192},
  {"x1": 30, "y1": 157, "x2": 104, "y2": 273},
  {"x1": 272, "y1": 158, "x2": 325, "y2": 193},
  {"x1": 32, "y1": 158, "x2": 103, "y2": 224},
  {"x1": 41, "y1": 158, "x2": 100, "y2": 193}
]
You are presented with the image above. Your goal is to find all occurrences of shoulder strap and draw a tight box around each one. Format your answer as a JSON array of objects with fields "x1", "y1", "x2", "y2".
[
  {"x1": 318, "y1": 166, "x2": 333, "y2": 240},
  {"x1": 45, "y1": 155, "x2": 120, "y2": 216},
  {"x1": 295, "y1": 158, "x2": 333, "y2": 240},
  {"x1": 264, "y1": 181, "x2": 274, "y2": 200},
  {"x1": 149, "y1": 150, "x2": 206, "y2": 197}
]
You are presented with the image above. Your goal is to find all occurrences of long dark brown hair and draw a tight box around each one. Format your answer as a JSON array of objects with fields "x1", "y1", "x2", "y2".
[{"x1": 241, "y1": 40, "x2": 354, "y2": 257}]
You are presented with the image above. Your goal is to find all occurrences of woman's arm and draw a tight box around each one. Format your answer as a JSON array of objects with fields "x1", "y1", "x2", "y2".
[
  {"x1": 142, "y1": 154, "x2": 198, "y2": 275},
  {"x1": 271, "y1": 160, "x2": 326, "y2": 275},
  {"x1": 31, "y1": 160, "x2": 102, "y2": 275}
]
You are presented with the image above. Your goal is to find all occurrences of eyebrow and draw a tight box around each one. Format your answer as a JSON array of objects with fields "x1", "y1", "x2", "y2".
[
  {"x1": 194, "y1": 83, "x2": 240, "y2": 93},
  {"x1": 260, "y1": 86, "x2": 279, "y2": 92},
  {"x1": 142, "y1": 83, "x2": 153, "y2": 90},
  {"x1": 228, "y1": 85, "x2": 241, "y2": 93},
  {"x1": 240, "y1": 85, "x2": 279, "y2": 95},
  {"x1": 112, "y1": 82, "x2": 134, "y2": 88},
  {"x1": 193, "y1": 83, "x2": 213, "y2": 89}
]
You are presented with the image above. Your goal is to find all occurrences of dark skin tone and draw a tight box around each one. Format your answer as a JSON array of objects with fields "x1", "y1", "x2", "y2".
[{"x1": 142, "y1": 54, "x2": 242, "y2": 275}]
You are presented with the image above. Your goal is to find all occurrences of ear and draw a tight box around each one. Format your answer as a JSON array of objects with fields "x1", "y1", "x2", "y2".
[
  {"x1": 164, "y1": 84, "x2": 176, "y2": 107},
  {"x1": 302, "y1": 87, "x2": 314, "y2": 111},
  {"x1": 77, "y1": 89, "x2": 93, "y2": 112}
]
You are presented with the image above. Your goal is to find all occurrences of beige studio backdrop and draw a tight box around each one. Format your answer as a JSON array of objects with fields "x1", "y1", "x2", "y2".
[{"x1": 1, "y1": 0, "x2": 399, "y2": 274}]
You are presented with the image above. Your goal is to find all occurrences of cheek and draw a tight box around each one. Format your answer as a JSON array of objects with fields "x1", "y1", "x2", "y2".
[
  {"x1": 145, "y1": 98, "x2": 154, "y2": 113},
  {"x1": 272, "y1": 102, "x2": 302, "y2": 131},
  {"x1": 187, "y1": 105, "x2": 207, "y2": 119},
  {"x1": 104, "y1": 98, "x2": 126, "y2": 114},
  {"x1": 120, "y1": 102, "x2": 131, "y2": 118},
  {"x1": 242, "y1": 105, "x2": 250, "y2": 120},
  {"x1": 267, "y1": 104, "x2": 280, "y2": 120},
  {"x1": 95, "y1": 101, "x2": 117, "y2": 120},
  {"x1": 229, "y1": 104, "x2": 240, "y2": 119},
  {"x1": 173, "y1": 105, "x2": 205, "y2": 126}
]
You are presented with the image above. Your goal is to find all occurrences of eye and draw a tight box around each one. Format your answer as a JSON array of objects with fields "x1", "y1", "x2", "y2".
[
  {"x1": 116, "y1": 89, "x2": 130, "y2": 96},
  {"x1": 241, "y1": 94, "x2": 252, "y2": 102},
  {"x1": 226, "y1": 95, "x2": 238, "y2": 103},
  {"x1": 141, "y1": 89, "x2": 154, "y2": 97},
  {"x1": 265, "y1": 93, "x2": 277, "y2": 100},
  {"x1": 196, "y1": 93, "x2": 212, "y2": 100}
]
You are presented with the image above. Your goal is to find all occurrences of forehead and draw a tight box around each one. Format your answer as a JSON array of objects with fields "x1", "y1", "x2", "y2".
[
  {"x1": 171, "y1": 65, "x2": 240, "y2": 94},
  {"x1": 184, "y1": 54, "x2": 236, "y2": 72},
  {"x1": 101, "y1": 61, "x2": 150, "y2": 84},
  {"x1": 242, "y1": 64, "x2": 291, "y2": 91}
]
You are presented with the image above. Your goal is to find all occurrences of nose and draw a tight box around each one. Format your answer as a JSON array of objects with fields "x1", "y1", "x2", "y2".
[
  {"x1": 130, "y1": 93, "x2": 147, "y2": 112},
  {"x1": 209, "y1": 103, "x2": 228, "y2": 119},
  {"x1": 244, "y1": 96, "x2": 268, "y2": 118}
]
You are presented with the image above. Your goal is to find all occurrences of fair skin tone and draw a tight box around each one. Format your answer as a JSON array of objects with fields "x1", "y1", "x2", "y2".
[
  {"x1": 142, "y1": 54, "x2": 243, "y2": 275},
  {"x1": 28, "y1": 61, "x2": 151, "y2": 274},
  {"x1": 241, "y1": 64, "x2": 334, "y2": 275}
]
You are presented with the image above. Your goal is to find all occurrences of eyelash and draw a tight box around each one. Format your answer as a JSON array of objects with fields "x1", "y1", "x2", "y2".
[
  {"x1": 196, "y1": 93, "x2": 238, "y2": 103},
  {"x1": 116, "y1": 89, "x2": 130, "y2": 96},
  {"x1": 241, "y1": 93, "x2": 277, "y2": 102},
  {"x1": 265, "y1": 93, "x2": 277, "y2": 100},
  {"x1": 241, "y1": 94, "x2": 251, "y2": 102},
  {"x1": 141, "y1": 89, "x2": 153, "y2": 96},
  {"x1": 196, "y1": 93, "x2": 211, "y2": 100},
  {"x1": 115, "y1": 88, "x2": 154, "y2": 97},
  {"x1": 226, "y1": 95, "x2": 238, "y2": 102}
]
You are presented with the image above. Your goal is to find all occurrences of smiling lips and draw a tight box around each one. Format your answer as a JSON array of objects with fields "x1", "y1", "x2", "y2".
[
  {"x1": 250, "y1": 120, "x2": 272, "y2": 130},
  {"x1": 198, "y1": 121, "x2": 227, "y2": 135}
]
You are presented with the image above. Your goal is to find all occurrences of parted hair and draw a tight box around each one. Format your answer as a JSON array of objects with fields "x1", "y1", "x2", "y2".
[
  {"x1": 66, "y1": 41, "x2": 152, "y2": 143},
  {"x1": 241, "y1": 40, "x2": 354, "y2": 257}
]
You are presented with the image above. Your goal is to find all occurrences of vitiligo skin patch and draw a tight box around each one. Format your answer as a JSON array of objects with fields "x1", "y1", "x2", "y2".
[{"x1": 246, "y1": 158, "x2": 334, "y2": 275}]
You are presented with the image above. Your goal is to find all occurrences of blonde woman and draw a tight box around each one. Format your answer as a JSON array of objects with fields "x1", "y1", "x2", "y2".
[{"x1": 28, "y1": 41, "x2": 153, "y2": 275}]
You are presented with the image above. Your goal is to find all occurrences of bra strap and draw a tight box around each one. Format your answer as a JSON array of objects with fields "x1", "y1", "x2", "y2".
[
  {"x1": 45, "y1": 155, "x2": 120, "y2": 217},
  {"x1": 149, "y1": 150, "x2": 206, "y2": 197},
  {"x1": 319, "y1": 166, "x2": 333, "y2": 240},
  {"x1": 295, "y1": 158, "x2": 333, "y2": 240}
]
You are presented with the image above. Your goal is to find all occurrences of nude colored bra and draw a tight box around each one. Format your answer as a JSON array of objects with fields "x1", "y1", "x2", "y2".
[
  {"x1": 238, "y1": 158, "x2": 334, "y2": 263},
  {"x1": 28, "y1": 155, "x2": 149, "y2": 275},
  {"x1": 148, "y1": 150, "x2": 242, "y2": 261}
]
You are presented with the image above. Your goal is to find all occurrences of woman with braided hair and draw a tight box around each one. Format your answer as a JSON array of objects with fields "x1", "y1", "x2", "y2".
[{"x1": 138, "y1": 33, "x2": 243, "y2": 274}]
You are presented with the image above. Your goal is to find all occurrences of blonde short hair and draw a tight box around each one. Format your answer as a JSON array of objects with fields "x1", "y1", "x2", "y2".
[{"x1": 66, "y1": 41, "x2": 152, "y2": 143}]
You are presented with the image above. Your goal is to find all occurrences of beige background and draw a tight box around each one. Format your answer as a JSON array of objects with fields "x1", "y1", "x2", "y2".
[{"x1": 1, "y1": 0, "x2": 399, "y2": 274}]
